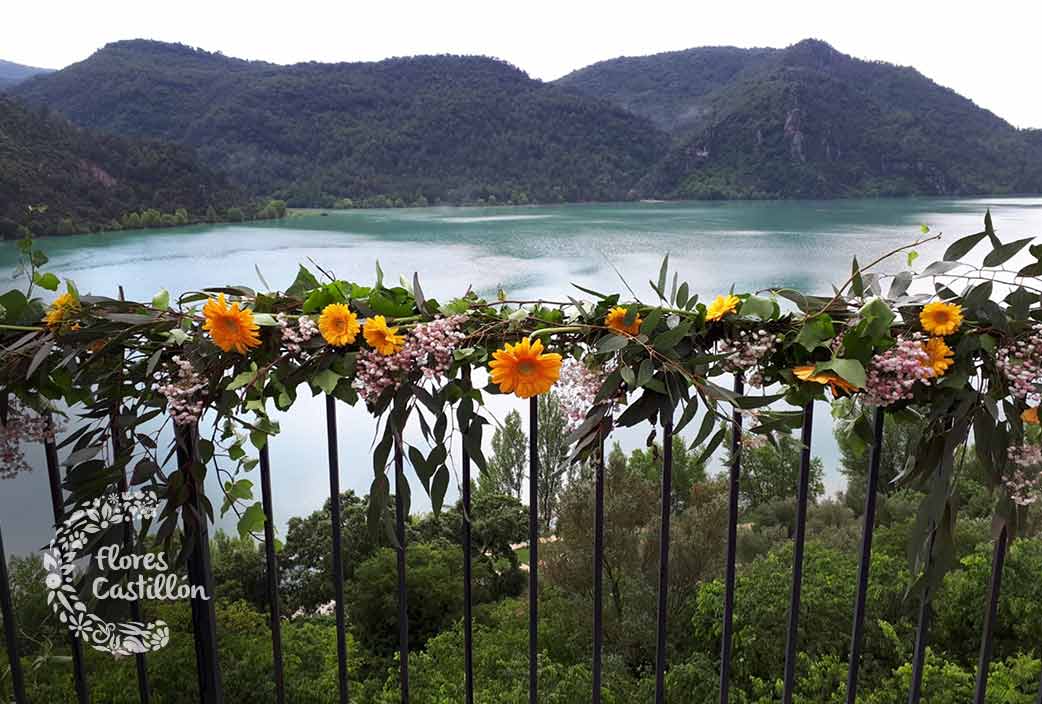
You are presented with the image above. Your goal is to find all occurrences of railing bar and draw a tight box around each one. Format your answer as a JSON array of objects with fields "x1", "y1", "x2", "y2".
[
  {"x1": 0, "y1": 524, "x2": 27, "y2": 704},
  {"x1": 907, "y1": 528, "x2": 936, "y2": 704},
  {"x1": 592, "y1": 431, "x2": 605, "y2": 704},
  {"x1": 781, "y1": 401, "x2": 814, "y2": 704},
  {"x1": 44, "y1": 420, "x2": 90, "y2": 704},
  {"x1": 654, "y1": 411, "x2": 674, "y2": 704},
  {"x1": 718, "y1": 376, "x2": 744, "y2": 704},
  {"x1": 174, "y1": 425, "x2": 223, "y2": 704},
  {"x1": 0, "y1": 396, "x2": 26, "y2": 704},
  {"x1": 325, "y1": 396, "x2": 350, "y2": 704},
  {"x1": 393, "y1": 432, "x2": 411, "y2": 704},
  {"x1": 972, "y1": 524, "x2": 1008, "y2": 703},
  {"x1": 461, "y1": 369, "x2": 475, "y2": 704},
  {"x1": 529, "y1": 396, "x2": 539, "y2": 704},
  {"x1": 113, "y1": 410, "x2": 152, "y2": 704},
  {"x1": 259, "y1": 445, "x2": 286, "y2": 704},
  {"x1": 844, "y1": 406, "x2": 885, "y2": 703}
]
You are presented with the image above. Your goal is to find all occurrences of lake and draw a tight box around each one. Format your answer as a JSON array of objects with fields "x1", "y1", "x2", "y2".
[{"x1": 3, "y1": 197, "x2": 1042, "y2": 556}]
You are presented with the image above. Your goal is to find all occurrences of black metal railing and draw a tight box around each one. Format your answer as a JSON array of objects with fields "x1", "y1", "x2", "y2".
[{"x1": 0, "y1": 382, "x2": 1037, "y2": 704}]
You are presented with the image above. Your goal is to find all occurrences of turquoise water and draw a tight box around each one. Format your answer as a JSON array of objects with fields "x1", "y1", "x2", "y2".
[{"x1": 4, "y1": 197, "x2": 1042, "y2": 555}]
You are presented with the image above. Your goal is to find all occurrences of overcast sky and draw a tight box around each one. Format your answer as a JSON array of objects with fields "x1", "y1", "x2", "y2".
[{"x1": 6, "y1": 1, "x2": 1041, "y2": 127}]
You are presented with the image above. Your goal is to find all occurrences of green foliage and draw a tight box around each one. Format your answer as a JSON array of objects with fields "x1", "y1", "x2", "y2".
[
  {"x1": 13, "y1": 40, "x2": 669, "y2": 207},
  {"x1": 484, "y1": 409, "x2": 527, "y2": 499},
  {"x1": 560, "y1": 40, "x2": 1042, "y2": 199},
  {"x1": 727, "y1": 430, "x2": 826, "y2": 509},
  {"x1": 0, "y1": 97, "x2": 249, "y2": 237}
]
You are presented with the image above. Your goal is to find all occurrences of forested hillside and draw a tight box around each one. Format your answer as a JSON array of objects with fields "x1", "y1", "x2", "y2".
[
  {"x1": 559, "y1": 39, "x2": 1042, "y2": 199},
  {"x1": 0, "y1": 97, "x2": 248, "y2": 237},
  {"x1": 13, "y1": 40, "x2": 670, "y2": 206},
  {"x1": 0, "y1": 59, "x2": 53, "y2": 91}
]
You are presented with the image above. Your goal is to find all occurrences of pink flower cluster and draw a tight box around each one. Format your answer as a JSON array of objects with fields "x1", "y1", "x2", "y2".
[
  {"x1": 157, "y1": 356, "x2": 206, "y2": 426},
  {"x1": 997, "y1": 326, "x2": 1042, "y2": 402},
  {"x1": 277, "y1": 313, "x2": 319, "y2": 355},
  {"x1": 557, "y1": 359, "x2": 609, "y2": 432},
  {"x1": 718, "y1": 329, "x2": 780, "y2": 388},
  {"x1": 0, "y1": 400, "x2": 57, "y2": 479},
  {"x1": 1005, "y1": 444, "x2": 1042, "y2": 506},
  {"x1": 354, "y1": 316, "x2": 467, "y2": 405},
  {"x1": 863, "y1": 334, "x2": 934, "y2": 407}
]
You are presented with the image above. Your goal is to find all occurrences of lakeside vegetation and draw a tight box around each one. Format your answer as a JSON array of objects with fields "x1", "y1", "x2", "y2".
[{"x1": 3, "y1": 404, "x2": 1041, "y2": 702}]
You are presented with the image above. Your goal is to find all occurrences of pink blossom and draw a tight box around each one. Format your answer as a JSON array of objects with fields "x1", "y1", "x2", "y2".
[
  {"x1": 277, "y1": 313, "x2": 319, "y2": 355},
  {"x1": 718, "y1": 329, "x2": 781, "y2": 388},
  {"x1": 354, "y1": 316, "x2": 467, "y2": 405},
  {"x1": 863, "y1": 334, "x2": 934, "y2": 407},
  {"x1": 0, "y1": 399, "x2": 58, "y2": 479},
  {"x1": 156, "y1": 356, "x2": 206, "y2": 426},
  {"x1": 997, "y1": 326, "x2": 1042, "y2": 403}
]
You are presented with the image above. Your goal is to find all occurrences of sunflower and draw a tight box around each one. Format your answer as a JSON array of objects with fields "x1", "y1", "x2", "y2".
[
  {"x1": 318, "y1": 304, "x2": 360, "y2": 347},
  {"x1": 604, "y1": 306, "x2": 643, "y2": 336},
  {"x1": 363, "y1": 315, "x2": 405, "y2": 355},
  {"x1": 922, "y1": 337, "x2": 954, "y2": 377},
  {"x1": 1022, "y1": 407, "x2": 1040, "y2": 425},
  {"x1": 44, "y1": 292, "x2": 79, "y2": 327},
  {"x1": 793, "y1": 364, "x2": 858, "y2": 397},
  {"x1": 920, "y1": 302, "x2": 963, "y2": 336},
  {"x1": 489, "y1": 337, "x2": 562, "y2": 398},
  {"x1": 202, "y1": 294, "x2": 261, "y2": 354},
  {"x1": 706, "y1": 294, "x2": 740, "y2": 322}
]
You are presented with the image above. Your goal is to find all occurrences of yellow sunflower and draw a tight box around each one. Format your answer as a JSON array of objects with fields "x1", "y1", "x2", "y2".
[
  {"x1": 706, "y1": 294, "x2": 740, "y2": 322},
  {"x1": 922, "y1": 337, "x2": 954, "y2": 377},
  {"x1": 793, "y1": 365, "x2": 858, "y2": 397},
  {"x1": 920, "y1": 302, "x2": 963, "y2": 336},
  {"x1": 318, "y1": 304, "x2": 360, "y2": 347},
  {"x1": 202, "y1": 294, "x2": 261, "y2": 354},
  {"x1": 44, "y1": 292, "x2": 80, "y2": 327},
  {"x1": 488, "y1": 337, "x2": 562, "y2": 398},
  {"x1": 363, "y1": 315, "x2": 405, "y2": 356},
  {"x1": 1022, "y1": 407, "x2": 1040, "y2": 425},
  {"x1": 604, "y1": 306, "x2": 643, "y2": 336}
]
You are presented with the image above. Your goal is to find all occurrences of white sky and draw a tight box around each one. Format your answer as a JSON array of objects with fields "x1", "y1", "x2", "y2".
[{"x1": 6, "y1": 0, "x2": 1042, "y2": 128}]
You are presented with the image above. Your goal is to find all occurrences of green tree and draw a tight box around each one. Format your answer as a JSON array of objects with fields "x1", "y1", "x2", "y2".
[
  {"x1": 726, "y1": 430, "x2": 825, "y2": 508},
  {"x1": 537, "y1": 392, "x2": 570, "y2": 531},
  {"x1": 485, "y1": 409, "x2": 527, "y2": 499},
  {"x1": 624, "y1": 435, "x2": 707, "y2": 511}
]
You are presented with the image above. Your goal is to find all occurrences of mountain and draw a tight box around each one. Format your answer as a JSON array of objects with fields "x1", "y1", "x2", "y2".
[
  {"x1": 0, "y1": 59, "x2": 54, "y2": 91},
  {"x1": 12, "y1": 40, "x2": 670, "y2": 206},
  {"x1": 557, "y1": 39, "x2": 1042, "y2": 199},
  {"x1": 0, "y1": 96, "x2": 247, "y2": 237}
]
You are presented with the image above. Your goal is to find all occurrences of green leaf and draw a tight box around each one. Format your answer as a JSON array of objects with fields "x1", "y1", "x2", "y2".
[
  {"x1": 656, "y1": 254, "x2": 669, "y2": 300},
  {"x1": 33, "y1": 272, "x2": 60, "y2": 291},
  {"x1": 596, "y1": 334, "x2": 629, "y2": 354},
  {"x1": 431, "y1": 466, "x2": 449, "y2": 515},
  {"x1": 151, "y1": 289, "x2": 170, "y2": 310},
  {"x1": 857, "y1": 297, "x2": 895, "y2": 342},
  {"x1": 738, "y1": 294, "x2": 776, "y2": 320},
  {"x1": 906, "y1": 251, "x2": 919, "y2": 267},
  {"x1": 286, "y1": 265, "x2": 320, "y2": 297},
  {"x1": 237, "y1": 503, "x2": 267, "y2": 538},
  {"x1": 943, "y1": 231, "x2": 987, "y2": 261},
  {"x1": 795, "y1": 315, "x2": 835, "y2": 352},
  {"x1": 312, "y1": 369, "x2": 341, "y2": 395},
  {"x1": 814, "y1": 358, "x2": 866, "y2": 389},
  {"x1": 983, "y1": 237, "x2": 1033, "y2": 267},
  {"x1": 227, "y1": 369, "x2": 260, "y2": 391}
]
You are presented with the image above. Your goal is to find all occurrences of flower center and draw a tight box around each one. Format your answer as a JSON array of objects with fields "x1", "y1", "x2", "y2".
[{"x1": 517, "y1": 360, "x2": 537, "y2": 376}]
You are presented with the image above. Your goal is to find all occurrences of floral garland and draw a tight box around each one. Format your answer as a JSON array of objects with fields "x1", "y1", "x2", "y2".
[{"x1": 2, "y1": 212, "x2": 1042, "y2": 594}]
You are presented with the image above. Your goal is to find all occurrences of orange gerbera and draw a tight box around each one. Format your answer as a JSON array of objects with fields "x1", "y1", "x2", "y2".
[
  {"x1": 363, "y1": 315, "x2": 405, "y2": 355},
  {"x1": 1022, "y1": 407, "x2": 1040, "y2": 425},
  {"x1": 318, "y1": 304, "x2": 360, "y2": 347},
  {"x1": 604, "y1": 306, "x2": 643, "y2": 336},
  {"x1": 202, "y1": 294, "x2": 261, "y2": 354},
  {"x1": 922, "y1": 337, "x2": 954, "y2": 377},
  {"x1": 793, "y1": 364, "x2": 858, "y2": 397},
  {"x1": 706, "y1": 294, "x2": 740, "y2": 322},
  {"x1": 44, "y1": 292, "x2": 79, "y2": 327},
  {"x1": 920, "y1": 302, "x2": 963, "y2": 336},
  {"x1": 488, "y1": 337, "x2": 562, "y2": 398}
]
